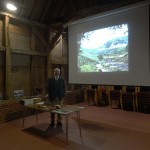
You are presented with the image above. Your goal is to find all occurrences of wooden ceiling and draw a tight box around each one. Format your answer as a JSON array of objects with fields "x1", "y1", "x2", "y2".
[{"x1": 0, "y1": 0, "x2": 146, "y2": 29}]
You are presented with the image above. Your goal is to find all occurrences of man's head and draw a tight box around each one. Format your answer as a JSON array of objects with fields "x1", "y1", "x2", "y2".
[{"x1": 54, "y1": 68, "x2": 60, "y2": 76}]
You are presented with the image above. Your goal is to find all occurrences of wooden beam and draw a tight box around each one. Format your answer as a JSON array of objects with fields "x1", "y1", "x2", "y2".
[
  {"x1": 64, "y1": 0, "x2": 144, "y2": 23},
  {"x1": 29, "y1": 24, "x2": 47, "y2": 50},
  {"x1": 34, "y1": 29, "x2": 47, "y2": 49},
  {"x1": 28, "y1": 0, "x2": 37, "y2": 19},
  {"x1": 0, "y1": 11, "x2": 47, "y2": 29},
  {"x1": 48, "y1": 27, "x2": 64, "y2": 50},
  {"x1": 50, "y1": 0, "x2": 67, "y2": 20},
  {"x1": 30, "y1": 28, "x2": 35, "y2": 51},
  {"x1": 11, "y1": 49, "x2": 46, "y2": 57},
  {"x1": 30, "y1": 56, "x2": 35, "y2": 96},
  {"x1": 50, "y1": 60, "x2": 67, "y2": 65},
  {"x1": 40, "y1": 0, "x2": 53, "y2": 22},
  {"x1": 4, "y1": 15, "x2": 11, "y2": 99}
]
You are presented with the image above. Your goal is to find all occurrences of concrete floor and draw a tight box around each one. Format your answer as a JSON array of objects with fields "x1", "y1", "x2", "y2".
[{"x1": 0, "y1": 103, "x2": 150, "y2": 150}]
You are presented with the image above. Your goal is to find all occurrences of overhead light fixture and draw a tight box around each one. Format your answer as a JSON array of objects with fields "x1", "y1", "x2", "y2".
[{"x1": 6, "y1": 3, "x2": 17, "y2": 11}]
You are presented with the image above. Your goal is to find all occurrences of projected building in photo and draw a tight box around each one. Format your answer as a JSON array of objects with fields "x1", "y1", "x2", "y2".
[{"x1": 78, "y1": 24, "x2": 128, "y2": 72}]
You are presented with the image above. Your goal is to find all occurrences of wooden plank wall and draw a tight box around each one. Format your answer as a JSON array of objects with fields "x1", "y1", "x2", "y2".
[
  {"x1": 0, "y1": 16, "x2": 47, "y2": 99},
  {"x1": 0, "y1": 19, "x2": 4, "y2": 99},
  {"x1": 0, "y1": 52, "x2": 4, "y2": 99},
  {"x1": 0, "y1": 13, "x2": 71, "y2": 100},
  {"x1": 11, "y1": 54, "x2": 31, "y2": 97}
]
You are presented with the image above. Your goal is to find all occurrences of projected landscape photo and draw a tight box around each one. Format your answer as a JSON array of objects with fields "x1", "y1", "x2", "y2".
[{"x1": 78, "y1": 24, "x2": 128, "y2": 72}]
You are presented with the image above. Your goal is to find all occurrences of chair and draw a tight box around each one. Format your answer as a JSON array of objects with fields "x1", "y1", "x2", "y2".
[
  {"x1": 121, "y1": 92, "x2": 135, "y2": 111},
  {"x1": 86, "y1": 89, "x2": 97, "y2": 106},
  {"x1": 97, "y1": 90, "x2": 102, "y2": 106},
  {"x1": 136, "y1": 91, "x2": 150, "y2": 113},
  {"x1": 97, "y1": 89, "x2": 109, "y2": 107},
  {"x1": 126, "y1": 86, "x2": 137, "y2": 93},
  {"x1": 109, "y1": 90, "x2": 122, "y2": 109}
]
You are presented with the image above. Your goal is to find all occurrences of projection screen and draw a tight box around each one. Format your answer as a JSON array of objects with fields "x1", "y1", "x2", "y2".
[{"x1": 67, "y1": 1, "x2": 150, "y2": 86}]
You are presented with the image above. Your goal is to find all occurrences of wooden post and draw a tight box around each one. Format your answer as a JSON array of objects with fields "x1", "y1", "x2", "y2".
[
  {"x1": 47, "y1": 28, "x2": 53, "y2": 79},
  {"x1": 30, "y1": 27, "x2": 35, "y2": 51},
  {"x1": 47, "y1": 52, "x2": 51, "y2": 78},
  {"x1": 4, "y1": 15, "x2": 11, "y2": 99},
  {"x1": 30, "y1": 27, "x2": 35, "y2": 95},
  {"x1": 30, "y1": 56, "x2": 35, "y2": 96}
]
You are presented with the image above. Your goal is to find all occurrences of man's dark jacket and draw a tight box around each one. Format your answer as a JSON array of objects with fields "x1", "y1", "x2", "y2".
[{"x1": 47, "y1": 76, "x2": 65, "y2": 100}]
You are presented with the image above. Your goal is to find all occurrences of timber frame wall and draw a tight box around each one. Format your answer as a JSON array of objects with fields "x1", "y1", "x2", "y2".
[{"x1": 0, "y1": 12, "x2": 69, "y2": 100}]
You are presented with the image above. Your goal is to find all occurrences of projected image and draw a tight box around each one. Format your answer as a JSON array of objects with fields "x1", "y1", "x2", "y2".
[{"x1": 78, "y1": 24, "x2": 128, "y2": 72}]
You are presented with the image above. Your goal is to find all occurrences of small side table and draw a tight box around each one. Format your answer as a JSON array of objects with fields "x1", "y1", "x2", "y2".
[{"x1": 51, "y1": 105, "x2": 84, "y2": 144}]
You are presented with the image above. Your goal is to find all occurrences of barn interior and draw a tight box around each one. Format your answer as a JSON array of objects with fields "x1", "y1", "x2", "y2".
[{"x1": 0, "y1": 0, "x2": 150, "y2": 149}]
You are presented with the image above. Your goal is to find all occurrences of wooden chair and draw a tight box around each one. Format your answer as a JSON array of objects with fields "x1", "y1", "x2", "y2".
[
  {"x1": 109, "y1": 90, "x2": 122, "y2": 109},
  {"x1": 121, "y1": 92, "x2": 135, "y2": 111},
  {"x1": 126, "y1": 86, "x2": 137, "y2": 93},
  {"x1": 86, "y1": 89, "x2": 97, "y2": 106},
  {"x1": 97, "y1": 90, "x2": 102, "y2": 106},
  {"x1": 136, "y1": 91, "x2": 150, "y2": 113}
]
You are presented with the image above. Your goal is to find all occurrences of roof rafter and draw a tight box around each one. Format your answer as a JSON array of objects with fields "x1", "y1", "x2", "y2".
[{"x1": 39, "y1": 0, "x2": 53, "y2": 22}]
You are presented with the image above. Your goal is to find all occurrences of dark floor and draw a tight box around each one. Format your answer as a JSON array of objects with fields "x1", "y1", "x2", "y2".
[{"x1": 0, "y1": 102, "x2": 150, "y2": 150}]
